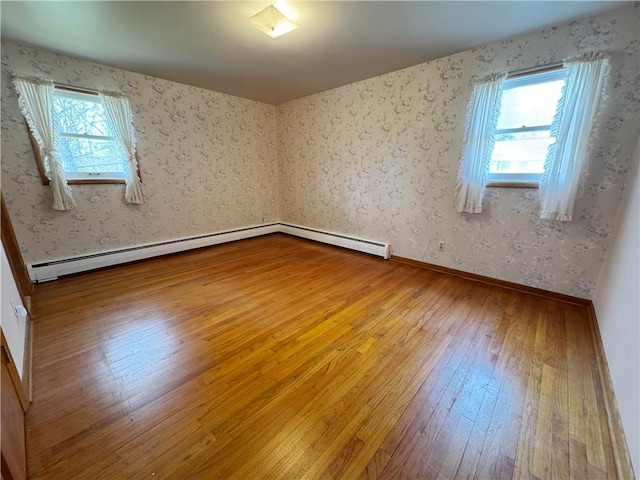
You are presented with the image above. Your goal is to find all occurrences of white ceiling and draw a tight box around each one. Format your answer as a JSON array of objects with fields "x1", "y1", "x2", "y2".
[{"x1": 0, "y1": 1, "x2": 627, "y2": 105}]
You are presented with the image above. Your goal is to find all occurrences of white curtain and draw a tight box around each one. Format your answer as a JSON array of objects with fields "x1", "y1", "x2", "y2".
[
  {"x1": 540, "y1": 53, "x2": 609, "y2": 221},
  {"x1": 13, "y1": 78, "x2": 76, "y2": 211},
  {"x1": 101, "y1": 93, "x2": 145, "y2": 204},
  {"x1": 456, "y1": 73, "x2": 506, "y2": 214}
]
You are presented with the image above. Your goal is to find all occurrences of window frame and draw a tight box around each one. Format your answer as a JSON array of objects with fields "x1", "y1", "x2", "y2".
[
  {"x1": 486, "y1": 67, "x2": 567, "y2": 189},
  {"x1": 29, "y1": 85, "x2": 137, "y2": 186}
]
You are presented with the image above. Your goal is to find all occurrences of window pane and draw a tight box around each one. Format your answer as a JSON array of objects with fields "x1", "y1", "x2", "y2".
[
  {"x1": 496, "y1": 80, "x2": 564, "y2": 130},
  {"x1": 490, "y1": 130, "x2": 554, "y2": 174},
  {"x1": 58, "y1": 137, "x2": 126, "y2": 173},
  {"x1": 53, "y1": 96, "x2": 111, "y2": 136}
]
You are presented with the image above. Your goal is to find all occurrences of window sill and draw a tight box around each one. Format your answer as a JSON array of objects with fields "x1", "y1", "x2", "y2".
[
  {"x1": 41, "y1": 178, "x2": 126, "y2": 185},
  {"x1": 68, "y1": 179, "x2": 126, "y2": 185},
  {"x1": 486, "y1": 181, "x2": 539, "y2": 189}
]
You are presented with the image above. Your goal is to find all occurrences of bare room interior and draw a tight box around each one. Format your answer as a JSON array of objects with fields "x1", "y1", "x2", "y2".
[{"x1": 1, "y1": 2, "x2": 638, "y2": 479}]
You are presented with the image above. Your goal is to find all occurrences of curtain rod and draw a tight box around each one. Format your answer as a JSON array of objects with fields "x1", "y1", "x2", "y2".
[
  {"x1": 54, "y1": 83, "x2": 99, "y2": 96},
  {"x1": 507, "y1": 61, "x2": 564, "y2": 79}
]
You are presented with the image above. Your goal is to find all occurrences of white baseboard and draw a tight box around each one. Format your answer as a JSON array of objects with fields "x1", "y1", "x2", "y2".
[{"x1": 28, "y1": 222, "x2": 390, "y2": 282}]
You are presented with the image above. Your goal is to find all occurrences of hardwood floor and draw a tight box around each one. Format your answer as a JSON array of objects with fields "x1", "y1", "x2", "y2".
[{"x1": 27, "y1": 234, "x2": 619, "y2": 479}]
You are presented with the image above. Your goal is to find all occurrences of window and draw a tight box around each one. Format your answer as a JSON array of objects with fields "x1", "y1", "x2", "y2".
[
  {"x1": 32, "y1": 87, "x2": 127, "y2": 184},
  {"x1": 487, "y1": 68, "x2": 567, "y2": 186},
  {"x1": 15, "y1": 77, "x2": 144, "y2": 209},
  {"x1": 456, "y1": 54, "x2": 608, "y2": 218}
]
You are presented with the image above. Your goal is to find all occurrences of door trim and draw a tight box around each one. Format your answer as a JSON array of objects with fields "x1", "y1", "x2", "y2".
[
  {"x1": 1, "y1": 330, "x2": 29, "y2": 412},
  {"x1": 1, "y1": 195, "x2": 33, "y2": 309}
]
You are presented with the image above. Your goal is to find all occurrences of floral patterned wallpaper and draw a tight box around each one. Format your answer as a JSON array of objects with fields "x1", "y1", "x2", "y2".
[
  {"x1": 2, "y1": 6, "x2": 638, "y2": 299},
  {"x1": 1, "y1": 42, "x2": 279, "y2": 264},
  {"x1": 277, "y1": 5, "x2": 639, "y2": 299}
]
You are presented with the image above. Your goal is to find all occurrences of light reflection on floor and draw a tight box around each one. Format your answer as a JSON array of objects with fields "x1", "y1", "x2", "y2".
[{"x1": 100, "y1": 311, "x2": 181, "y2": 399}]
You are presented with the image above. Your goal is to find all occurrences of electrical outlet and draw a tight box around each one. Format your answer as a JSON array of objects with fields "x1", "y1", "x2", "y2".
[{"x1": 438, "y1": 241, "x2": 445, "y2": 252}]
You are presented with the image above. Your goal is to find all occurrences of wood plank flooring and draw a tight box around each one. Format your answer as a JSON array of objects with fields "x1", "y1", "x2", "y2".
[{"x1": 26, "y1": 234, "x2": 619, "y2": 479}]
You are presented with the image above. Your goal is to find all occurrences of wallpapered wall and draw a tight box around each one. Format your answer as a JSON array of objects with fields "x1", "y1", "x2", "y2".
[
  {"x1": 1, "y1": 6, "x2": 638, "y2": 298},
  {"x1": 1, "y1": 42, "x2": 279, "y2": 264},
  {"x1": 277, "y1": 5, "x2": 639, "y2": 298}
]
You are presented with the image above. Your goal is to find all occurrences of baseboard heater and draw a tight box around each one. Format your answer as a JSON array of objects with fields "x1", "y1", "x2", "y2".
[
  {"x1": 28, "y1": 223, "x2": 280, "y2": 282},
  {"x1": 28, "y1": 223, "x2": 390, "y2": 282},
  {"x1": 279, "y1": 223, "x2": 390, "y2": 260}
]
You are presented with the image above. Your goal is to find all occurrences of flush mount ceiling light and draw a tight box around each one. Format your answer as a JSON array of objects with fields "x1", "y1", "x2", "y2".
[{"x1": 249, "y1": 4, "x2": 299, "y2": 39}]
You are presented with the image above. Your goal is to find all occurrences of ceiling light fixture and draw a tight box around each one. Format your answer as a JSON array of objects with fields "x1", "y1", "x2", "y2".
[{"x1": 249, "y1": 4, "x2": 299, "y2": 39}]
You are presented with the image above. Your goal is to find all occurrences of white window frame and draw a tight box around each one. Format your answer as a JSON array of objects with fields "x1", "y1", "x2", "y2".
[
  {"x1": 28, "y1": 85, "x2": 129, "y2": 185},
  {"x1": 53, "y1": 87, "x2": 126, "y2": 183},
  {"x1": 487, "y1": 68, "x2": 567, "y2": 186}
]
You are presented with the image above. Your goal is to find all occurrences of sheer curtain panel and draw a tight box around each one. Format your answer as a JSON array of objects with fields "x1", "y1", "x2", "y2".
[
  {"x1": 456, "y1": 73, "x2": 506, "y2": 214},
  {"x1": 13, "y1": 78, "x2": 76, "y2": 210},
  {"x1": 101, "y1": 93, "x2": 145, "y2": 204},
  {"x1": 540, "y1": 53, "x2": 610, "y2": 221}
]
